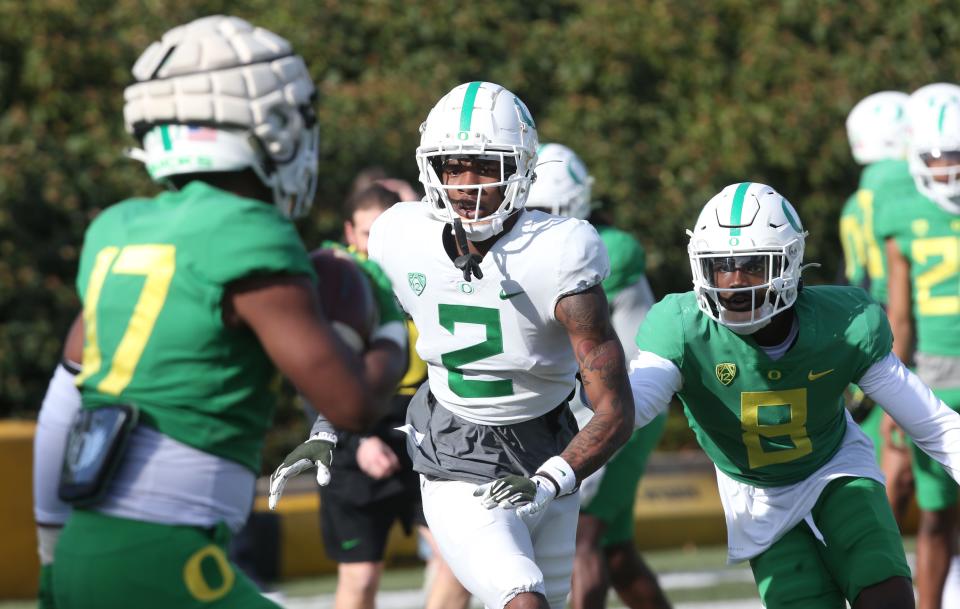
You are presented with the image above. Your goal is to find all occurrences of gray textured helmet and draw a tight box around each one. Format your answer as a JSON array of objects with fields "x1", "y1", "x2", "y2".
[{"x1": 124, "y1": 16, "x2": 319, "y2": 218}]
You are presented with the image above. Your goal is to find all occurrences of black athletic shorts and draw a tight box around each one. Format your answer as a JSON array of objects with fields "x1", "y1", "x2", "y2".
[{"x1": 320, "y1": 484, "x2": 426, "y2": 563}]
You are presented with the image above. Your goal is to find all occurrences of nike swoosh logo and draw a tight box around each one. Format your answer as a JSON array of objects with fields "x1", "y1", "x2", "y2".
[
  {"x1": 499, "y1": 289, "x2": 524, "y2": 300},
  {"x1": 807, "y1": 369, "x2": 834, "y2": 381},
  {"x1": 341, "y1": 538, "x2": 361, "y2": 550}
]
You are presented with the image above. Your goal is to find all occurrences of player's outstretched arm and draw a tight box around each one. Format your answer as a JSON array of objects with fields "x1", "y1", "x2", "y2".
[
  {"x1": 556, "y1": 284, "x2": 636, "y2": 479},
  {"x1": 861, "y1": 352, "x2": 960, "y2": 482},
  {"x1": 226, "y1": 274, "x2": 387, "y2": 432}
]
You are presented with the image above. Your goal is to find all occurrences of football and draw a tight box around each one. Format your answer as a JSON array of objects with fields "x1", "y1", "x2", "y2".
[{"x1": 308, "y1": 247, "x2": 379, "y2": 352}]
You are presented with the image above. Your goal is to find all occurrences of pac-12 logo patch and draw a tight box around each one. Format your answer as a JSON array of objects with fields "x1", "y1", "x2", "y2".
[
  {"x1": 408, "y1": 272, "x2": 427, "y2": 296},
  {"x1": 716, "y1": 363, "x2": 737, "y2": 386}
]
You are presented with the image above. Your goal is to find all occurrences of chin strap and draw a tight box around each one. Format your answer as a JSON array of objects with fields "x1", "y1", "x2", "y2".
[{"x1": 452, "y1": 218, "x2": 483, "y2": 282}]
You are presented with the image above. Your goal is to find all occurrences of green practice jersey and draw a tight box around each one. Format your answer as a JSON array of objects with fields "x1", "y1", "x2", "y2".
[
  {"x1": 75, "y1": 181, "x2": 314, "y2": 472},
  {"x1": 839, "y1": 192, "x2": 868, "y2": 289},
  {"x1": 851, "y1": 160, "x2": 916, "y2": 304},
  {"x1": 875, "y1": 186, "x2": 960, "y2": 356},
  {"x1": 598, "y1": 225, "x2": 646, "y2": 299},
  {"x1": 636, "y1": 286, "x2": 892, "y2": 487}
]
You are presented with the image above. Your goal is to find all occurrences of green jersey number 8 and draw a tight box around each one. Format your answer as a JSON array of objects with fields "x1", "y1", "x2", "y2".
[{"x1": 438, "y1": 304, "x2": 513, "y2": 399}]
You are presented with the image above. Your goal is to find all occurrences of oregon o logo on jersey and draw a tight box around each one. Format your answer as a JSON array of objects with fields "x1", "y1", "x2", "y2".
[{"x1": 716, "y1": 363, "x2": 737, "y2": 386}]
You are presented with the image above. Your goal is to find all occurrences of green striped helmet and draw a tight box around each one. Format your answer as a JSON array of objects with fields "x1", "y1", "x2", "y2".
[
  {"x1": 526, "y1": 143, "x2": 593, "y2": 219},
  {"x1": 687, "y1": 182, "x2": 807, "y2": 335},
  {"x1": 846, "y1": 91, "x2": 909, "y2": 165},
  {"x1": 416, "y1": 81, "x2": 539, "y2": 241}
]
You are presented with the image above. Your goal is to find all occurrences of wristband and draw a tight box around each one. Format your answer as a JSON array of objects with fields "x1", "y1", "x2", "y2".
[
  {"x1": 311, "y1": 431, "x2": 338, "y2": 446},
  {"x1": 535, "y1": 456, "x2": 577, "y2": 497}
]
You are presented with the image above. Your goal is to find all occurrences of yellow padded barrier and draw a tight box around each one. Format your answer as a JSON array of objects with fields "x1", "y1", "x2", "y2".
[{"x1": 0, "y1": 421, "x2": 40, "y2": 599}]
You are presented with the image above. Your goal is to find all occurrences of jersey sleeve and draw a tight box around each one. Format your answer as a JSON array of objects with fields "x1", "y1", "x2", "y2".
[
  {"x1": 550, "y1": 220, "x2": 610, "y2": 317},
  {"x1": 634, "y1": 295, "x2": 685, "y2": 368},
  {"x1": 202, "y1": 201, "x2": 314, "y2": 285},
  {"x1": 598, "y1": 226, "x2": 646, "y2": 299},
  {"x1": 845, "y1": 290, "x2": 894, "y2": 381},
  {"x1": 367, "y1": 205, "x2": 396, "y2": 267}
]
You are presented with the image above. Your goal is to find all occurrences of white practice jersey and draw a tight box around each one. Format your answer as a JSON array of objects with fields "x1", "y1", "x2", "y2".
[{"x1": 369, "y1": 203, "x2": 609, "y2": 425}]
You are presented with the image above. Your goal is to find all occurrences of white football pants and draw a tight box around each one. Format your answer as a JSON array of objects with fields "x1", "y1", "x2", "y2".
[{"x1": 420, "y1": 475, "x2": 578, "y2": 609}]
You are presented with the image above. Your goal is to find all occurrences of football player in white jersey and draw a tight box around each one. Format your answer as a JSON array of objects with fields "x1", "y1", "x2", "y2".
[{"x1": 370, "y1": 82, "x2": 635, "y2": 609}]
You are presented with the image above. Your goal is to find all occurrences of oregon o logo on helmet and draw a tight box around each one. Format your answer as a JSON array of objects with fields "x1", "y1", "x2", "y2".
[
  {"x1": 729, "y1": 237, "x2": 740, "y2": 246},
  {"x1": 457, "y1": 131, "x2": 469, "y2": 141}
]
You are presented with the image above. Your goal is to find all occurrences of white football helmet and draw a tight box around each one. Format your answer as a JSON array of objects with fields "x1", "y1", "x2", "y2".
[
  {"x1": 416, "y1": 81, "x2": 538, "y2": 241},
  {"x1": 688, "y1": 182, "x2": 807, "y2": 335},
  {"x1": 526, "y1": 143, "x2": 593, "y2": 219},
  {"x1": 906, "y1": 82, "x2": 960, "y2": 214},
  {"x1": 123, "y1": 15, "x2": 319, "y2": 218},
  {"x1": 846, "y1": 91, "x2": 909, "y2": 165}
]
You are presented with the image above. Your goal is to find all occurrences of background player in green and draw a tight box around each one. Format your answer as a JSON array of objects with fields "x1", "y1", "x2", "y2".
[
  {"x1": 878, "y1": 82, "x2": 960, "y2": 609},
  {"x1": 526, "y1": 142, "x2": 670, "y2": 609},
  {"x1": 51, "y1": 16, "x2": 405, "y2": 609},
  {"x1": 840, "y1": 90, "x2": 918, "y2": 521},
  {"x1": 627, "y1": 181, "x2": 960, "y2": 608}
]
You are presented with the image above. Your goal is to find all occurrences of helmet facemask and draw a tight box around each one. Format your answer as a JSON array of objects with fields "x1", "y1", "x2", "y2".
[
  {"x1": 910, "y1": 150, "x2": 960, "y2": 214},
  {"x1": 689, "y1": 244, "x2": 803, "y2": 335},
  {"x1": 420, "y1": 152, "x2": 524, "y2": 241}
]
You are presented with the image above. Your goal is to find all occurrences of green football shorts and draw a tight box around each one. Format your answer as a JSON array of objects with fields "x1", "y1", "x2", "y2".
[
  {"x1": 580, "y1": 413, "x2": 667, "y2": 546},
  {"x1": 53, "y1": 510, "x2": 279, "y2": 609},
  {"x1": 749, "y1": 477, "x2": 911, "y2": 608},
  {"x1": 38, "y1": 563, "x2": 55, "y2": 609},
  {"x1": 909, "y1": 389, "x2": 960, "y2": 511}
]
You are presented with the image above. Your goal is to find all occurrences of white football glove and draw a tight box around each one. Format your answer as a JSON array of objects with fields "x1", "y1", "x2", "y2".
[
  {"x1": 268, "y1": 433, "x2": 336, "y2": 510},
  {"x1": 472, "y1": 456, "x2": 577, "y2": 518}
]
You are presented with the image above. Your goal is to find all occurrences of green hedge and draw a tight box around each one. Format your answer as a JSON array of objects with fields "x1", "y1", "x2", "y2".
[{"x1": 3, "y1": 1, "x2": 958, "y2": 456}]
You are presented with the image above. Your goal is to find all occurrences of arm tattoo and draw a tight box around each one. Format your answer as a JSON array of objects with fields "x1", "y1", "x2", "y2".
[{"x1": 555, "y1": 286, "x2": 635, "y2": 479}]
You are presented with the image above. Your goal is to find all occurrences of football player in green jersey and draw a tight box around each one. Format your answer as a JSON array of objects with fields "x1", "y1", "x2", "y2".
[
  {"x1": 527, "y1": 142, "x2": 670, "y2": 609},
  {"x1": 878, "y1": 82, "x2": 960, "y2": 609},
  {"x1": 628, "y1": 182, "x2": 960, "y2": 609},
  {"x1": 50, "y1": 16, "x2": 405, "y2": 609},
  {"x1": 841, "y1": 91, "x2": 917, "y2": 522}
]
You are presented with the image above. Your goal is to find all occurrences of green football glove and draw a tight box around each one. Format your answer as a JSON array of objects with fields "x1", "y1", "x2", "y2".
[{"x1": 268, "y1": 433, "x2": 336, "y2": 510}]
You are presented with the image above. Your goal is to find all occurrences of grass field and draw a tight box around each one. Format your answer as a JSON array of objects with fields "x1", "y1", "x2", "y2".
[{"x1": 3, "y1": 539, "x2": 923, "y2": 609}]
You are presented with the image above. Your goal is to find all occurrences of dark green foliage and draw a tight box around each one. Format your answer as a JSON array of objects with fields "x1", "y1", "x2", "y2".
[{"x1": 2, "y1": 2, "x2": 958, "y2": 455}]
